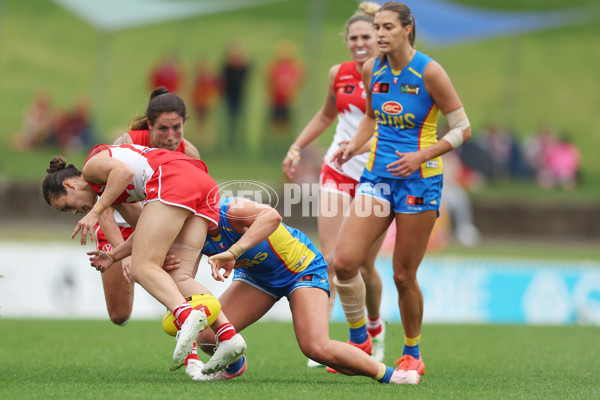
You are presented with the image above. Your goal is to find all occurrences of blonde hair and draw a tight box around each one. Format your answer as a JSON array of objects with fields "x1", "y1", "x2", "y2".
[
  {"x1": 355, "y1": 1, "x2": 380, "y2": 17},
  {"x1": 345, "y1": 1, "x2": 381, "y2": 38}
]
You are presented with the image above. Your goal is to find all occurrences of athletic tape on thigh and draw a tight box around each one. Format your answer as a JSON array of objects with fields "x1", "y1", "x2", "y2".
[{"x1": 169, "y1": 244, "x2": 202, "y2": 268}]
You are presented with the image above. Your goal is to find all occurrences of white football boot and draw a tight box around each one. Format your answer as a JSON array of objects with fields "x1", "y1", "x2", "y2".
[
  {"x1": 185, "y1": 358, "x2": 205, "y2": 377},
  {"x1": 201, "y1": 334, "x2": 247, "y2": 374},
  {"x1": 389, "y1": 369, "x2": 420, "y2": 385},
  {"x1": 173, "y1": 309, "x2": 208, "y2": 363},
  {"x1": 306, "y1": 358, "x2": 324, "y2": 368}
]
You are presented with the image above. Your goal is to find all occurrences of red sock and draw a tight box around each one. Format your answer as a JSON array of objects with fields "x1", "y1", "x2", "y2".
[
  {"x1": 367, "y1": 315, "x2": 382, "y2": 337},
  {"x1": 214, "y1": 322, "x2": 236, "y2": 342},
  {"x1": 173, "y1": 302, "x2": 193, "y2": 329}
]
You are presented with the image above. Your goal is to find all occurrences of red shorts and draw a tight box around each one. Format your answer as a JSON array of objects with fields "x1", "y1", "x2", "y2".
[
  {"x1": 319, "y1": 163, "x2": 359, "y2": 198},
  {"x1": 94, "y1": 225, "x2": 135, "y2": 252},
  {"x1": 144, "y1": 160, "x2": 220, "y2": 229}
]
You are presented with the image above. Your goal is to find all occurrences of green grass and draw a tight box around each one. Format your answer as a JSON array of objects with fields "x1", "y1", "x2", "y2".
[
  {"x1": 0, "y1": 320, "x2": 598, "y2": 399},
  {"x1": 1, "y1": 0, "x2": 600, "y2": 197}
]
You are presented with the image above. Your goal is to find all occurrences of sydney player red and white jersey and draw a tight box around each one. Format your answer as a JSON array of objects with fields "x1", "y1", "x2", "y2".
[
  {"x1": 324, "y1": 61, "x2": 370, "y2": 181},
  {"x1": 84, "y1": 144, "x2": 206, "y2": 204}
]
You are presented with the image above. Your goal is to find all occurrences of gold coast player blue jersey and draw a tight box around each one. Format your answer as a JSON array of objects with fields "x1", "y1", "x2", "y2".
[
  {"x1": 203, "y1": 198, "x2": 320, "y2": 287},
  {"x1": 366, "y1": 51, "x2": 442, "y2": 179}
]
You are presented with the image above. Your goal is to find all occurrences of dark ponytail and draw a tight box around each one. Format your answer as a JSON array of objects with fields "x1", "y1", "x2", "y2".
[{"x1": 409, "y1": 14, "x2": 416, "y2": 47}]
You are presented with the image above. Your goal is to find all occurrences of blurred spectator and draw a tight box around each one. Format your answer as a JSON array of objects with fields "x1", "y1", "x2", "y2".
[
  {"x1": 191, "y1": 58, "x2": 222, "y2": 133},
  {"x1": 221, "y1": 40, "x2": 250, "y2": 149},
  {"x1": 266, "y1": 39, "x2": 305, "y2": 135},
  {"x1": 442, "y1": 151, "x2": 482, "y2": 247},
  {"x1": 13, "y1": 92, "x2": 95, "y2": 153},
  {"x1": 12, "y1": 89, "x2": 53, "y2": 150},
  {"x1": 459, "y1": 122, "x2": 530, "y2": 181},
  {"x1": 49, "y1": 96, "x2": 96, "y2": 152},
  {"x1": 523, "y1": 124, "x2": 557, "y2": 177},
  {"x1": 541, "y1": 133, "x2": 582, "y2": 190},
  {"x1": 149, "y1": 51, "x2": 184, "y2": 94},
  {"x1": 523, "y1": 126, "x2": 582, "y2": 190}
]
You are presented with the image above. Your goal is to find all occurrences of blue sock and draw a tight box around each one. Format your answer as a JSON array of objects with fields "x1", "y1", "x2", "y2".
[
  {"x1": 377, "y1": 366, "x2": 395, "y2": 383},
  {"x1": 349, "y1": 325, "x2": 368, "y2": 344},
  {"x1": 403, "y1": 344, "x2": 420, "y2": 359},
  {"x1": 224, "y1": 356, "x2": 245, "y2": 374}
]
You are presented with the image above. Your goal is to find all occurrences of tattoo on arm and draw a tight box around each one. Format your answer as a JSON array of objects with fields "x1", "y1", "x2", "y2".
[{"x1": 113, "y1": 133, "x2": 132, "y2": 146}]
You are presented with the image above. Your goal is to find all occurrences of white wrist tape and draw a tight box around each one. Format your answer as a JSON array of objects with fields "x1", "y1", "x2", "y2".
[
  {"x1": 442, "y1": 107, "x2": 470, "y2": 149},
  {"x1": 441, "y1": 128, "x2": 464, "y2": 149},
  {"x1": 228, "y1": 242, "x2": 245, "y2": 259},
  {"x1": 287, "y1": 145, "x2": 301, "y2": 161}
]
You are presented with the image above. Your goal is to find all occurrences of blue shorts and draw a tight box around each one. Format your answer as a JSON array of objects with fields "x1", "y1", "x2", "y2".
[
  {"x1": 232, "y1": 256, "x2": 330, "y2": 300},
  {"x1": 356, "y1": 169, "x2": 443, "y2": 214}
]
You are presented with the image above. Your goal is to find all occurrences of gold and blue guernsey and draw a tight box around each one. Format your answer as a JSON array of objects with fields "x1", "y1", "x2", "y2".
[
  {"x1": 203, "y1": 198, "x2": 330, "y2": 299},
  {"x1": 368, "y1": 51, "x2": 442, "y2": 178},
  {"x1": 358, "y1": 51, "x2": 443, "y2": 214}
]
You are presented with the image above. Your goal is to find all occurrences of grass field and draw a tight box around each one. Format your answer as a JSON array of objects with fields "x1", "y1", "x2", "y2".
[{"x1": 0, "y1": 320, "x2": 598, "y2": 399}]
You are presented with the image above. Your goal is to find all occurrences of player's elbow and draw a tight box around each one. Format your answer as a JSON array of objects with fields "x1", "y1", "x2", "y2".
[
  {"x1": 462, "y1": 126, "x2": 472, "y2": 143},
  {"x1": 266, "y1": 208, "x2": 283, "y2": 228}
]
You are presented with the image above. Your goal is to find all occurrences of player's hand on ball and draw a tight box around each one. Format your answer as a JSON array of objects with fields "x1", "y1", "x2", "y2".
[
  {"x1": 87, "y1": 250, "x2": 115, "y2": 272},
  {"x1": 208, "y1": 251, "x2": 236, "y2": 282}
]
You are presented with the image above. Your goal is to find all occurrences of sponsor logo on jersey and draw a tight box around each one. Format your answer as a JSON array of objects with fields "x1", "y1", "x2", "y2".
[
  {"x1": 372, "y1": 82, "x2": 390, "y2": 94},
  {"x1": 339, "y1": 74, "x2": 354, "y2": 81},
  {"x1": 400, "y1": 84, "x2": 420, "y2": 95},
  {"x1": 344, "y1": 84, "x2": 355, "y2": 94},
  {"x1": 298, "y1": 273, "x2": 313, "y2": 282},
  {"x1": 294, "y1": 255, "x2": 307, "y2": 269},
  {"x1": 382, "y1": 101, "x2": 403, "y2": 115},
  {"x1": 426, "y1": 160, "x2": 439, "y2": 168},
  {"x1": 406, "y1": 195, "x2": 424, "y2": 206}
]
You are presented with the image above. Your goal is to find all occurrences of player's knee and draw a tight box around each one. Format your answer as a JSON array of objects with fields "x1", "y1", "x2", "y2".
[
  {"x1": 322, "y1": 249, "x2": 335, "y2": 267},
  {"x1": 393, "y1": 269, "x2": 417, "y2": 292},
  {"x1": 299, "y1": 340, "x2": 329, "y2": 362},
  {"x1": 196, "y1": 330, "x2": 216, "y2": 356},
  {"x1": 108, "y1": 311, "x2": 131, "y2": 326},
  {"x1": 332, "y1": 253, "x2": 359, "y2": 279},
  {"x1": 170, "y1": 272, "x2": 195, "y2": 287}
]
